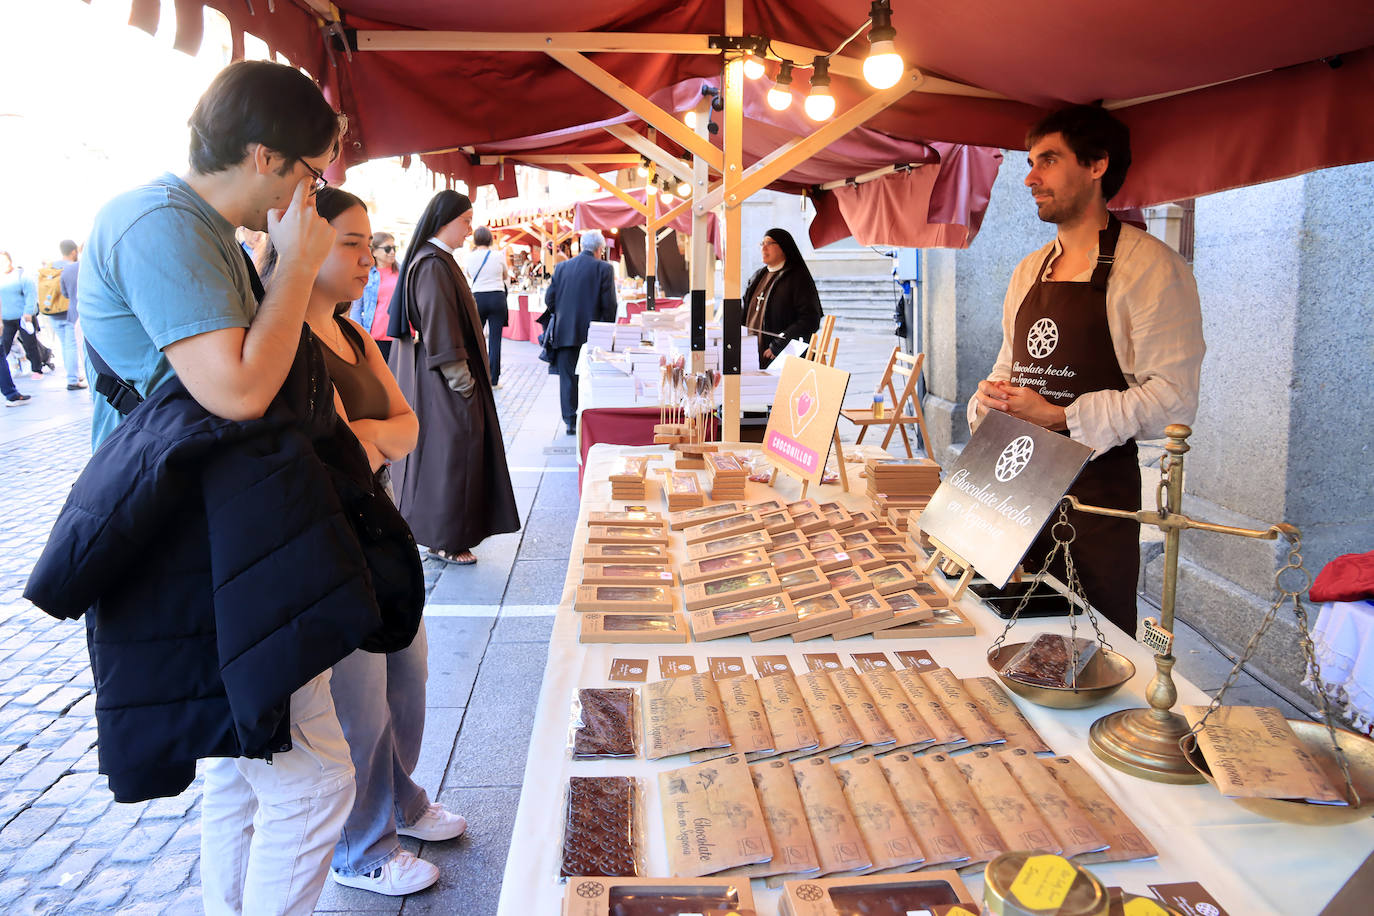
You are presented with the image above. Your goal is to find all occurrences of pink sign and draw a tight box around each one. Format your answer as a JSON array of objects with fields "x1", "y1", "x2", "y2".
[{"x1": 766, "y1": 431, "x2": 819, "y2": 473}]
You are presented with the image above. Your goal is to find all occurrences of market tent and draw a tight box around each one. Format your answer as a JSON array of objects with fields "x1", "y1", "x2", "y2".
[{"x1": 143, "y1": 1, "x2": 1374, "y2": 208}]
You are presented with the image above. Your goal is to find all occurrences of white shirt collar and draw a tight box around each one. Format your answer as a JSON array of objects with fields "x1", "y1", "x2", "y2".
[
  {"x1": 765, "y1": 262, "x2": 784, "y2": 273},
  {"x1": 428, "y1": 236, "x2": 454, "y2": 254}
]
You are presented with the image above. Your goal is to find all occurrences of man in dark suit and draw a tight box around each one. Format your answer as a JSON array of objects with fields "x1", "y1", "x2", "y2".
[{"x1": 545, "y1": 229, "x2": 618, "y2": 434}]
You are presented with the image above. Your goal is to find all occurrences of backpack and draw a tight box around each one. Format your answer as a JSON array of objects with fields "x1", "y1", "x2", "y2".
[{"x1": 36, "y1": 266, "x2": 68, "y2": 315}]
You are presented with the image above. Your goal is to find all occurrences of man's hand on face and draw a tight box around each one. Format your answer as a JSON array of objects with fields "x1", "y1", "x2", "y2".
[
  {"x1": 266, "y1": 178, "x2": 335, "y2": 275},
  {"x1": 975, "y1": 380, "x2": 1068, "y2": 431}
]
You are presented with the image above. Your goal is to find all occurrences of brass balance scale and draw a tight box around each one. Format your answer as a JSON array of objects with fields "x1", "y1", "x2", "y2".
[{"x1": 982, "y1": 424, "x2": 1374, "y2": 824}]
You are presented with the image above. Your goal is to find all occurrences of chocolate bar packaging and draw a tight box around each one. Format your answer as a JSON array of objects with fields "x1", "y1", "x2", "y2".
[
  {"x1": 874, "y1": 604, "x2": 975, "y2": 639},
  {"x1": 954, "y1": 750, "x2": 1060, "y2": 854},
  {"x1": 769, "y1": 545, "x2": 818, "y2": 575},
  {"x1": 827, "y1": 668, "x2": 896, "y2": 749},
  {"x1": 684, "y1": 567, "x2": 784, "y2": 613},
  {"x1": 688, "y1": 593, "x2": 796, "y2": 641},
  {"x1": 825, "y1": 566, "x2": 872, "y2": 597},
  {"x1": 584, "y1": 543, "x2": 672, "y2": 565},
  {"x1": 875, "y1": 753, "x2": 971, "y2": 868},
  {"x1": 668, "y1": 502, "x2": 742, "y2": 530},
  {"x1": 721, "y1": 760, "x2": 822, "y2": 879},
  {"x1": 562, "y1": 876, "x2": 758, "y2": 916},
  {"x1": 998, "y1": 747, "x2": 1107, "y2": 857},
  {"x1": 687, "y1": 529, "x2": 773, "y2": 561},
  {"x1": 791, "y1": 757, "x2": 874, "y2": 876},
  {"x1": 866, "y1": 562, "x2": 922, "y2": 596},
  {"x1": 572, "y1": 688, "x2": 637, "y2": 759},
  {"x1": 1041, "y1": 756, "x2": 1158, "y2": 863},
  {"x1": 658, "y1": 755, "x2": 772, "y2": 877},
  {"x1": 587, "y1": 524, "x2": 671, "y2": 546},
  {"x1": 579, "y1": 612, "x2": 690, "y2": 645},
  {"x1": 581, "y1": 564, "x2": 677, "y2": 587},
  {"x1": 575, "y1": 584, "x2": 676, "y2": 614},
  {"x1": 560, "y1": 775, "x2": 641, "y2": 878},
  {"x1": 857, "y1": 669, "x2": 936, "y2": 750},
  {"x1": 682, "y1": 548, "x2": 772, "y2": 585},
  {"x1": 752, "y1": 590, "x2": 850, "y2": 642},
  {"x1": 716, "y1": 674, "x2": 775, "y2": 754},
  {"x1": 588, "y1": 510, "x2": 665, "y2": 527},
  {"x1": 683, "y1": 510, "x2": 766, "y2": 545},
  {"x1": 1002, "y1": 633, "x2": 1100, "y2": 688},
  {"x1": 794, "y1": 670, "x2": 865, "y2": 755},
  {"x1": 756, "y1": 672, "x2": 822, "y2": 756},
  {"x1": 962, "y1": 676, "x2": 1053, "y2": 756},
  {"x1": 918, "y1": 753, "x2": 1005, "y2": 867},
  {"x1": 891, "y1": 667, "x2": 964, "y2": 745},
  {"x1": 781, "y1": 566, "x2": 831, "y2": 601},
  {"x1": 778, "y1": 871, "x2": 975, "y2": 916},
  {"x1": 641, "y1": 673, "x2": 731, "y2": 760},
  {"x1": 920, "y1": 668, "x2": 1004, "y2": 747},
  {"x1": 831, "y1": 755, "x2": 926, "y2": 872}
]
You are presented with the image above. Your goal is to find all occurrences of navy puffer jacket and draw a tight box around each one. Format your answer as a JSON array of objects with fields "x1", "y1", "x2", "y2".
[{"x1": 26, "y1": 333, "x2": 419, "y2": 801}]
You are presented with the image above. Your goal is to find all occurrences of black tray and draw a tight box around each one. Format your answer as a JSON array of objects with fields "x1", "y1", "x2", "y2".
[{"x1": 970, "y1": 580, "x2": 1075, "y2": 618}]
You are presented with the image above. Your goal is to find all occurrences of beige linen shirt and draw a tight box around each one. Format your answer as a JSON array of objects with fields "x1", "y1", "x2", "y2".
[{"x1": 967, "y1": 222, "x2": 1205, "y2": 456}]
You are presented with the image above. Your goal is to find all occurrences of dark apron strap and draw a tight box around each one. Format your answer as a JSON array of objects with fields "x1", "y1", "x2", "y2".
[
  {"x1": 91, "y1": 248, "x2": 266, "y2": 417},
  {"x1": 1089, "y1": 215, "x2": 1122, "y2": 292}
]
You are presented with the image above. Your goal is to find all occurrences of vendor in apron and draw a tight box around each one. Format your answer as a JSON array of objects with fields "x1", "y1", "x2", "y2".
[{"x1": 970, "y1": 104, "x2": 1206, "y2": 636}]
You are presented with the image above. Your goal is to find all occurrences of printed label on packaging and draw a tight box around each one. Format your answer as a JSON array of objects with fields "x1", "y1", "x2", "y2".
[
  {"x1": 895, "y1": 648, "x2": 938, "y2": 671},
  {"x1": 851, "y1": 651, "x2": 894, "y2": 672},
  {"x1": 754, "y1": 655, "x2": 794, "y2": 676},
  {"x1": 709, "y1": 656, "x2": 748, "y2": 680},
  {"x1": 803, "y1": 652, "x2": 844, "y2": 672},
  {"x1": 608, "y1": 658, "x2": 649, "y2": 682},
  {"x1": 1148, "y1": 882, "x2": 1231, "y2": 916},
  {"x1": 659, "y1": 656, "x2": 699, "y2": 678}
]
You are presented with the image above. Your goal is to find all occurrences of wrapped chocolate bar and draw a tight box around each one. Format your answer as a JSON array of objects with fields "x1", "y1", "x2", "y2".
[
  {"x1": 791, "y1": 757, "x2": 874, "y2": 875},
  {"x1": 641, "y1": 673, "x2": 731, "y2": 759},
  {"x1": 779, "y1": 872, "x2": 976, "y2": 916},
  {"x1": 756, "y1": 671, "x2": 822, "y2": 757},
  {"x1": 571, "y1": 688, "x2": 638, "y2": 759},
  {"x1": 560, "y1": 775, "x2": 642, "y2": 877},
  {"x1": 720, "y1": 760, "x2": 822, "y2": 879},
  {"x1": 658, "y1": 755, "x2": 772, "y2": 877},
  {"x1": 832, "y1": 755, "x2": 926, "y2": 872},
  {"x1": 1001, "y1": 633, "x2": 1100, "y2": 688},
  {"x1": 562, "y1": 876, "x2": 757, "y2": 916},
  {"x1": 876, "y1": 753, "x2": 971, "y2": 868}
]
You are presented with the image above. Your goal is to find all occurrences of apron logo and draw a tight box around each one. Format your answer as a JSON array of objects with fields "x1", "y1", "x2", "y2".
[
  {"x1": 1026, "y1": 317, "x2": 1059, "y2": 358},
  {"x1": 995, "y1": 435, "x2": 1035, "y2": 482}
]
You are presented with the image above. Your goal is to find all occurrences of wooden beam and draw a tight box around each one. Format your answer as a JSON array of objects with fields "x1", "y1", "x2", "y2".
[
  {"x1": 547, "y1": 49, "x2": 724, "y2": 172},
  {"x1": 689, "y1": 93, "x2": 712, "y2": 376},
  {"x1": 700, "y1": 68, "x2": 924, "y2": 212},
  {"x1": 655, "y1": 195, "x2": 693, "y2": 228},
  {"x1": 604, "y1": 124, "x2": 696, "y2": 185},
  {"x1": 570, "y1": 163, "x2": 654, "y2": 218},
  {"x1": 356, "y1": 30, "x2": 715, "y2": 55},
  {"x1": 721, "y1": 0, "x2": 744, "y2": 443},
  {"x1": 478, "y1": 154, "x2": 639, "y2": 166}
]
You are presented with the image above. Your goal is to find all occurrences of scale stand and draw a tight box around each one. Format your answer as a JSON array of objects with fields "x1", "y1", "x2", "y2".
[
  {"x1": 1067, "y1": 424, "x2": 1300, "y2": 784},
  {"x1": 922, "y1": 534, "x2": 976, "y2": 602}
]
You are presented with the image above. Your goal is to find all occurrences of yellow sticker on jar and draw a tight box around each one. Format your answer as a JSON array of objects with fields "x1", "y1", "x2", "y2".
[
  {"x1": 1008, "y1": 853, "x2": 1078, "y2": 910},
  {"x1": 946, "y1": 909, "x2": 979, "y2": 916},
  {"x1": 1122, "y1": 899, "x2": 1170, "y2": 916}
]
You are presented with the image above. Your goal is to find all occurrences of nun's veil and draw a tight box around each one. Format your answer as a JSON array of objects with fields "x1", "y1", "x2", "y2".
[{"x1": 386, "y1": 189, "x2": 472, "y2": 339}]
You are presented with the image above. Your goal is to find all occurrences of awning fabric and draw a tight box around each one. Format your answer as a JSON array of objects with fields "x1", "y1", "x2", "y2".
[
  {"x1": 152, "y1": 2, "x2": 1372, "y2": 208},
  {"x1": 573, "y1": 187, "x2": 721, "y2": 259}
]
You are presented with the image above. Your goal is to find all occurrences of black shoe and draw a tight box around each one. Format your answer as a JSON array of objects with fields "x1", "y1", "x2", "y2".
[
  {"x1": 67, "y1": 381, "x2": 88, "y2": 390},
  {"x1": 565, "y1": 424, "x2": 576, "y2": 436},
  {"x1": 5, "y1": 393, "x2": 32, "y2": 407}
]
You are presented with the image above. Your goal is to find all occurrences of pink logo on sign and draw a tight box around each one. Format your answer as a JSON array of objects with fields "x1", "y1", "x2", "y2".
[
  {"x1": 766, "y1": 431, "x2": 818, "y2": 473},
  {"x1": 797, "y1": 392, "x2": 814, "y2": 416}
]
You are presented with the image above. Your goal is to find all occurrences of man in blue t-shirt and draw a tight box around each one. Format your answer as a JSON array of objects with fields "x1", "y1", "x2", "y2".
[
  {"x1": 52, "y1": 240, "x2": 84, "y2": 389},
  {"x1": 79, "y1": 60, "x2": 350, "y2": 914}
]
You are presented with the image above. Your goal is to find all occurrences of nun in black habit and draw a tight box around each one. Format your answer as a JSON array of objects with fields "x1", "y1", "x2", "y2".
[
  {"x1": 387, "y1": 191, "x2": 519, "y2": 564},
  {"x1": 741, "y1": 227, "x2": 823, "y2": 369}
]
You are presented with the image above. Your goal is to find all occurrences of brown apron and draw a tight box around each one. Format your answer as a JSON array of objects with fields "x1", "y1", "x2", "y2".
[{"x1": 1011, "y1": 216, "x2": 1141, "y2": 634}]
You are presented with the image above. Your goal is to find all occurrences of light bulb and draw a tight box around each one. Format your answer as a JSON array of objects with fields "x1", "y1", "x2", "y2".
[
  {"x1": 661, "y1": 191, "x2": 675, "y2": 205},
  {"x1": 743, "y1": 54, "x2": 765, "y2": 80},
  {"x1": 863, "y1": 40, "x2": 904, "y2": 89},
  {"x1": 676, "y1": 180, "x2": 691, "y2": 197},
  {"x1": 684, "y1": 110, "x2": 698, "y2": 129},
  {"x1": 646, "y1": 183, "x2": 658, "y2": 196},
  {"x1": 767, "y1": 85, "x2": 792, "y2": 111},
  {"x1": 636, "y1": 164, "x2": 648, "y2": 178},
  {"x1": 804, "y1": 88, "x2": 835, "y2": 121}
]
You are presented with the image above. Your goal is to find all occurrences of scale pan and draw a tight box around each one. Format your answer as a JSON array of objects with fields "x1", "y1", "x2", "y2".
[
  {"x1": 1183, "y1": 719, "x2": 1374, "y2": 826},
  {"x1": 987, "y1": 642, "x2": 1135, "y2": 709}
]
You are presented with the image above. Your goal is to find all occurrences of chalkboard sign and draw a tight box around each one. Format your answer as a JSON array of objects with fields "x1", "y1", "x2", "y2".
[{"x1": 917, "y1": 411, "x2": 1092, "y2": 588}]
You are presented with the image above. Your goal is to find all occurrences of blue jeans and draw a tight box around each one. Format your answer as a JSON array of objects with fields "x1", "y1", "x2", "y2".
[
  {"x1": 52, "y1": 315, "x2": 80, "y2": 384},
  {"x1": 328, "y1": 619, "x2": 432, "y2": 875}
]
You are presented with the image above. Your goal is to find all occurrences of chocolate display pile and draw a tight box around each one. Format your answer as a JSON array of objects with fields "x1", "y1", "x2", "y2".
[{"x1": 561, "y1": 776, "x2": 639, "y2": 877}]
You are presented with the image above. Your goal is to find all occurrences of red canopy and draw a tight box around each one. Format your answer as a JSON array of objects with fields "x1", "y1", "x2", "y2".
[{"x1": 147, "y1": 1, "x2": 1373, "y2": 208}]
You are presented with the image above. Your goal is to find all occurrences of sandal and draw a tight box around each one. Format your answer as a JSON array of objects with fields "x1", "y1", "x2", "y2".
[{"x1": 429, "y1": 549, "x2": 478, "y2": 566}]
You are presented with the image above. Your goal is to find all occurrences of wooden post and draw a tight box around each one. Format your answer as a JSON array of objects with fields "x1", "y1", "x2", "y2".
[
  {"x1": 689, "y1": 94, "x2": 712, "y2": 378},
  {"x1": 720, "y1": 0, "x2": 744, "y2": 443}
]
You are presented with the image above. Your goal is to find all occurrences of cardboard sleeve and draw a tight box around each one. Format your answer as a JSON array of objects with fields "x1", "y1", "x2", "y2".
[
  {"x1": 755, "y1": 671, "x2": 822, "y2": 756},
  {"x1": 716, "y1": 674, "x2": 775, "y2": 755},
  {"x1": 892, "y1": 668, "x2": 965, "y2": 745},
  {"x1": 921, "y1": 668, "x2": 1005, "y2": 748},
  {"x1": 828, "y1": 668, "x2": 897, "y2": 749},
  {"x1": 641, "y1": 673, "x2": 731, "y2": 759},
  {"x1": 998, "y1": 747, "x2": 1108, "y2": 857},
  {"x1": 1042, "y1": 756, "x2": 1159, "y2": 863},
  {"x1": 794, "y1": 670, "x2": 865, "y2": 755},
  {"x1": 963, "y1": 676, "x2": 1053, "y2": 755},
  {"x1": 832, "y1": 755, "x2": 927, "y2": 872},
  {"x1": 791, "y1": 756, "x2": 874, "y2": 876},
  {"x1": 918, "y1": 753, "x2": 1006, "y2": 867},
  {"x1": 718, "y1": 760, "x2": 822, "y2": 879},
  {"x1": 954, "y1": 749, "x2": 1062, "y2": 854},
  {"x1": 876, "y1": 753, "x2": 972, "y2": 868},
  {"x1": 858, "y1": 669, "x2": 937, "y2": 750},
  {"x1": 658, "y1": 755, "x2": 773, "y2": 877}
]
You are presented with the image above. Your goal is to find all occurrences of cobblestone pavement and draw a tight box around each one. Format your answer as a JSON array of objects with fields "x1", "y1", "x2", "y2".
[{"x1": 0, "y1": 341, "x2": 553, "y2": 915}]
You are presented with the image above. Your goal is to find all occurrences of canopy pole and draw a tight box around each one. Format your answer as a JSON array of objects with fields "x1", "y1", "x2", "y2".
[
  {"x1": 689, "y1": 94, "x2": 713, "y2": 377},
  {"x1": 721, "y1": 0, "x2": 744, "y2": 443},
  {"x1": 645, "y1": 208, "x2": 658, "y2": 311}
]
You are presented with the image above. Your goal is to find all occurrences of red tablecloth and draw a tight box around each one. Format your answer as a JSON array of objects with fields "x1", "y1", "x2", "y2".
[
  {"x1": 578, "y1": 406, "x2": 663, "y2": 491},
  {"x1": 504, "y1": 293, "x2": 533, "y2": 341},
  {"x1": 620, "y1": 297, "x2": 684, "y2": 322}
]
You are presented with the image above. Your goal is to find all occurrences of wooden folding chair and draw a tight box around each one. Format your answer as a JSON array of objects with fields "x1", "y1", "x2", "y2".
[{"x1": 840, "y1": 345, "x2": 932, "y2": 458}]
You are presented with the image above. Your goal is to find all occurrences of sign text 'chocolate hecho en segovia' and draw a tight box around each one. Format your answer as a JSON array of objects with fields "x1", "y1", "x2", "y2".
[{"x1": 918, "y1": 410, "x2": 1092, "y2": 588}]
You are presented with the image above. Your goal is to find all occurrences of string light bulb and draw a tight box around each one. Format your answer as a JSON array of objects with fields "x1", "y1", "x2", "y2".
[
  {"x1": 804, "y1": 55, "x2": 835, "y2": 121},
  {"x1": 685, "y1": 109, "x2": 698, "y2": 129},
  {"x1": 636, "y1": 160, "x2": 648, "y2": 178},
  {"x1": 863, "y1": 0, "x2": 904, "y2": 89},
  {"x1": 676, "y1": 179, "x2": 692, "y2": 197},
  {"x1": 742, "y1": 52, "x2": 765, "y2": 80},
  {"x1": 767, "y1": 60, "x2": 795, "y2": 111}
]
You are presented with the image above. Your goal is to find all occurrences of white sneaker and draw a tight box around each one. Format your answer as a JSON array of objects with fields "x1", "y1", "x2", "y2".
[
  {"x1": 332, "y1": 850, "x2": 438, "y2": 896},
  {"x1": 397, "y1": 803, "x2": 468, "y2": 841}
]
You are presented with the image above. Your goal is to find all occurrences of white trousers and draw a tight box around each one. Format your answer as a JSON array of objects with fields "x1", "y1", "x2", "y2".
[{"x1": 200, "y1": 671, "x2": 356, "y2": 916}]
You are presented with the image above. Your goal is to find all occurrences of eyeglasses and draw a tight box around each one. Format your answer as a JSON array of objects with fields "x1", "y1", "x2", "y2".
[
  {"x1": 299, "y1": 159, "x2": 328, "y2": 193},
  {"x1": 375, "y1": 245, "x2": 396, "y2": 254}
]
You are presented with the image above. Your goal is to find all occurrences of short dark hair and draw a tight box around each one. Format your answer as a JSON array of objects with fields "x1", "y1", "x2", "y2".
[
  {"x1": 188, "y1": 60, "x2": 342, "y2": 175},
  {"x1": 472, "y1": 226, "x2": 493, "y2": 247},
  {"x1": 59, "y1": 239, "x2": 78, "y2": 257},
  {"x1": 1027, "y1": 104, "x2": 1132, "y2": 201},
  {"x1": 260, "y1": 186, "x2": 366, "y2": 285}
]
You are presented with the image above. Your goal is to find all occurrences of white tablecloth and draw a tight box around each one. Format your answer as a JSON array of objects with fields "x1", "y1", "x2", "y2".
[{"x1": 496, "y1": 444, "x2": 1374, "y2": 915}]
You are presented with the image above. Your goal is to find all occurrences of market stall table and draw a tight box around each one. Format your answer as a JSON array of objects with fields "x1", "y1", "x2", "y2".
[
  {"x1": 503, "y1": 290, "x2": 535, "y2": 342},
  {"x1": 496, "y1": 443, "x2": 1374, "y2": 915}
]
